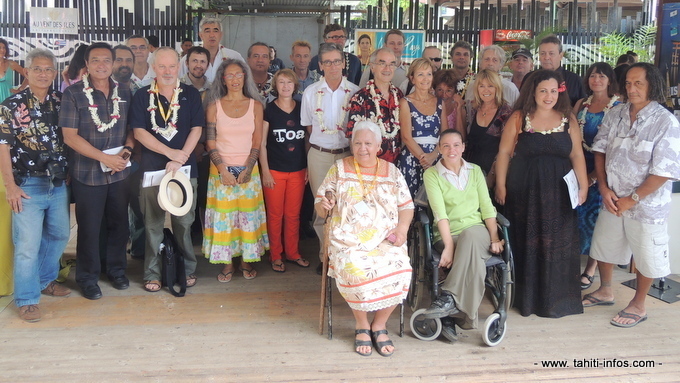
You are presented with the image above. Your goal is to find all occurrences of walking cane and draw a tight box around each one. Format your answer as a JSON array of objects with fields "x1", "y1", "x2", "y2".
[{"x1": 318, "y1": 191, "x2": 333, "y2": 335}]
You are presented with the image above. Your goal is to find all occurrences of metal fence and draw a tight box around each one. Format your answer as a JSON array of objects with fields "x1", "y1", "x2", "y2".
[{"x1": 0, "y1": 0, "x2": 189, "y2": 86}]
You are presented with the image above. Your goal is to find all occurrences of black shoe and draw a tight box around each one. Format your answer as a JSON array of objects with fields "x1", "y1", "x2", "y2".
[
  {"x1": 81, "y1": 284, "x2": 103, "y2": 300},
  {"x1": 440, "y1": 317, "x2": 458, "y2": 342},
  {"x1": 316, "y1": 263, "x2": 323, "y2": 275},
  {"x1": 110, "y1": 275, "x2": 130, "y2": 290},
  {"x1": 421, "y1": 292, "x2": 459, "y2": 319}
]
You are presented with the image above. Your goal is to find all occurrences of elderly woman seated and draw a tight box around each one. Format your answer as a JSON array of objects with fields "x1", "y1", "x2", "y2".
[
  {"x1": 420, "y1": 129, "x2": 504, "y2": 333},
  {"x1": 315, "y1": 121, "x2": 414, "y2": 357}
]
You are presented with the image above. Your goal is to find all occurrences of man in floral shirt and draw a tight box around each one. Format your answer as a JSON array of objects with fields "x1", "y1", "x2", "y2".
[
  {"x1": 347, "y1": 48, "x2": 404, "y2": 164},
  {"x1": 585, "y1": 63, "x2": 680, "y2": 328},
  {"x1": 0, "y1": 49, "x2": 70, "y2": 322}
]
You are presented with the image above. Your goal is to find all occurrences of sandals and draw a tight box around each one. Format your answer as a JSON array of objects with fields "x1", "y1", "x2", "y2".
[
  {"x1": 144, "y1": 280, "x2": 161, "y2": 292},
  {"x1": 610, "y1": 310, "x2": 648, "y2": 328},
  {"x1": 286, "y1": 257, "x2": 310, "y2": 268},
  {"x1": 354, "y1": 329, "x2": 372, "y2": 356},
  {"x1": 582, "y1": 293, "x2": 615, "y2": 307},
  {"x1": 217, "y1": 271, "x2": 233, "y2": 283},
  {"x1": 271, "y1": 261, "x2": 286, "y2": 273},
  {"x1": 239, "y1": 265, "x2": 257, "y2": 280},
  {"x1": 581, "y1": 273, "x2": 594, "y2": 290},
  {"x1": 186, "y1": 274, "x2": 197, "y2": 287},
  {"x1": 371, "y1": 329, "x2": 394, "y2": 357}
]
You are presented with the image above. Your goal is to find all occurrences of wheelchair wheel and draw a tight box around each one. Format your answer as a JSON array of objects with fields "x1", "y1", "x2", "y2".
[
  {"x1": 482, "y1": 313, "x2": 507, "y2": 347},
  {"x1": 410, "y1": 308, "x2": 442, "y2": 341},
  {"x1": 487, "y1": 263, "x2": 511, "y2": 313},
  {"x1": 407, "y1": 221, "x2": 426, "y2": 311}
]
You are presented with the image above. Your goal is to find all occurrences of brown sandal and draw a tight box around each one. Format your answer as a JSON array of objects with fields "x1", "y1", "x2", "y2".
[
  {"x1": 144, "y1": 280, "x2": 161, "y2": 292},
  {"x1": 186, "y1": 274, "x2": 197, "y2": 287}
]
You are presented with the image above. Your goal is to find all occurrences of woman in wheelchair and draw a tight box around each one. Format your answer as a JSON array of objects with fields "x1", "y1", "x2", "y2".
[
  {"x1": 420, "y1": 129, "x2": 504, "y2": 329},
  {"x1": 315, "y1": 121, "x2": 414, "y2": 357}
]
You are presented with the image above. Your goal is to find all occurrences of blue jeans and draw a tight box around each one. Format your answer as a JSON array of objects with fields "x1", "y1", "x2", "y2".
[{"x1": 12, "y1": 176, "x2": 70, "y2": 307}]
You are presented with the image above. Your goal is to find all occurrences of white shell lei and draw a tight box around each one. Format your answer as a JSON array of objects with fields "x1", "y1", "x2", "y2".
[
  {"x1": 82, "y1": 73, "x2": 121, "y2": 133},
  {"x1": 524, "y1": 115, "x2": 568, "y2": 134},
  {"x1": 578, "y1": 95, "x2": 619, "y2": 152},
  {"x1": 315, "y1": 77, "x2": 352, "y2": 135},
  {"x1": 366, "y1": 80, "x2": 401, "y2": 139},
  {"x1": 147, "y1": 79, "x2": 182, "y2": 139}
]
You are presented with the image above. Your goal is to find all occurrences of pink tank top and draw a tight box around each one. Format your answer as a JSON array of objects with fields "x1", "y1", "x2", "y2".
[{"x1": 215, "y1": 98, "x2": 255, "y2": 166}]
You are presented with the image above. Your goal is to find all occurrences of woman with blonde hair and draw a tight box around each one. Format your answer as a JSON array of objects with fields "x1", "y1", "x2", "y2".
[
  {"x1": 397, "y1": 58, "x2": 448, "y2": 196},
  {"x1": 463, "y1": 69, "x2": 513, "y2": 185}
]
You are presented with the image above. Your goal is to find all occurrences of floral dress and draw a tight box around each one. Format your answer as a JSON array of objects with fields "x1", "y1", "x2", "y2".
[
  {"x1": 576, "y1": 100, "x2": 620, "y2": 255},
  {"x1": 316, "y1": 157, "x2": 414, "y2": 312},
  {"x1": 397, "y1": 98, "x2": 443, "y2": 196}
]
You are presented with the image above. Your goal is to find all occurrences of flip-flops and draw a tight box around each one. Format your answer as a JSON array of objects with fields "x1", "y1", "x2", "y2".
[
  {"x1": 144, "y1": 280, "x2": 161, "y2": 292},
  {"x1": 186, "y1": 274, "x2": 198, "y2": 287},
  {"x1": 271, "y1": 261, "x2": 286, "y2": 273},
  {"x1": 217, "y1": 271, "x2": 233, "y2": 283},
  {"x1": 239, "y1": 266, "x2": 257, "y2": 280},
  {"x1": 582, "y1": 293, "x2": 615, "y2": 307},
  {"x1": 610, "y1": 310, "x2": 648, "y2": 328},
  {"x1": 286, "y1": 257, "x2": 310, "y2": 268}
]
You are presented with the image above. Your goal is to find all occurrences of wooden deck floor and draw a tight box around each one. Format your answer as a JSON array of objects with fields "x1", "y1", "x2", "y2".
[{"x1": 1, "y1": 215, "x2": 679, "y2": 382}]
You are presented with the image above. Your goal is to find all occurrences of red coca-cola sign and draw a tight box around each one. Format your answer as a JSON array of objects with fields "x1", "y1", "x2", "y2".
[{"x1": 495, "y1": 30, "x2": 533, "y2": 41}]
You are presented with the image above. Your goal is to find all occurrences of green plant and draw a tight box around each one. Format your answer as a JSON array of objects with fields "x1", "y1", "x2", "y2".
[{"x1": 598, "y1": 24, "x2": 656, "y2": 65}]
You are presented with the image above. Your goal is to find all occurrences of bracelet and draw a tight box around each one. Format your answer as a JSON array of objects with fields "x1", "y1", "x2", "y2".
[
  {"x1": 123, "y1": 145, "x2": 133, "y2": 152},
  {"x1": 491, "y1": 239, "x2": 501, "y2": 244}
]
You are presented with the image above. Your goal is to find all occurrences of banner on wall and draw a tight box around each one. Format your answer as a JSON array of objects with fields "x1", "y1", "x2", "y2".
[
  {"x1": 30, "y1": 7, "x2": 79, "y2": 35},
  {"x1": 354, "y1": 29, "x2": 426, "y2": 62}
]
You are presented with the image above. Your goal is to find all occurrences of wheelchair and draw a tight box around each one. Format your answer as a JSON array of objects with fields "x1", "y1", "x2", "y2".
[{"x1": 406, "y1": 194, "x2": 515, "y2": 347}]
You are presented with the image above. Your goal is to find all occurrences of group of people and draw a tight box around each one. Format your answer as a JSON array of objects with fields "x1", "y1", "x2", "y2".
[{"x1": 1, "y1": 19, "x2": 678, "y2": 361}]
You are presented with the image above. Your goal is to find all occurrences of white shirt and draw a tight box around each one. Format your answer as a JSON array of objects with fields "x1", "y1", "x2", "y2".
[
  {"x1": 130, "y1": 66, "x2": 155, "y2": 90},
  {"x1": 436, "y1": 159, "x2": 472, "y2": 191},
  {"x1": 301, "y1": 77, "x2": 360, "y2": 150},
  {"x1": 179, "y1": 46, "x2": 244, "y2": 83}
]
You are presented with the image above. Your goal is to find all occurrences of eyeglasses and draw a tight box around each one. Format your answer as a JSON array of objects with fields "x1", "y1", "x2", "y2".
[
  {"x1": 427, "y1": 57, "x2": 443, "y2": 62},
  {"x1": 224, "y1": 72, "x2": 244, "y2": 80},
  {"x1": 326, "y1": 35, "x2": 346, "y2": 40},
  {"x1": 321, "y1": 59, "x2": 344, "y2": 67},
  {"x1": 29, "y1": 67, "x2": 57, "y2": 74},
  {"x1": 129, "y1": 45, "x2": 148, "y2": 51},
  {"x1": 372, "y1": 61, "x2": 397, "y2": 69}
]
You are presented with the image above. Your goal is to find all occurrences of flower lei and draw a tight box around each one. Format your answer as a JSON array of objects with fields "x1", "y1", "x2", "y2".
[
  {"x1": 82, "y1": 73, "x2": 121, "y2": 133},
  {"x1": 147, "y1": 79, "x2": 182, "y2": 139},
  {"x1": 366, "y1": 80, "x2": 401, "y2": 139},
  {"x1": 315, "y1": 77, "x2": 352, "y2": 135},
  {"x1": 456, "y1": 71, "x2": 475, "y2": 97},
  {"x1": 578, "y1": 95, "x2": 619, "y2": 152},
  {"x1": 524, "y1": 114, "x2": 568, "y2": 135}
]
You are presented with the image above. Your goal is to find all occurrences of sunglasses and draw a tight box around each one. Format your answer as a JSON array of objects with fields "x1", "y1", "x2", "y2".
[{"x1": 427, "y1": 57, "x2": 443, "y2": 62}]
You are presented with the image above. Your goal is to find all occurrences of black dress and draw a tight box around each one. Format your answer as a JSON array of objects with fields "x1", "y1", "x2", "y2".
[
  {"x1": 506, "y1": 120, "x2": 582, "y2": 318},
  {"x1": 465, "y1": 116, "x2": 500, "y2": 174}
]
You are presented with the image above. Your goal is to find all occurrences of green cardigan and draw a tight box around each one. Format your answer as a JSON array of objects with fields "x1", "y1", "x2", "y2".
[{"x1": 423, "y1": 162, "x2": 497, "y2": 242}]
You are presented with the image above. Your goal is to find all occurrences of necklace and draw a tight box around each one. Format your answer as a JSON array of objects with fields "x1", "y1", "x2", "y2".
[
  {"x1": 315, "y1": 76, "x2": 352, "y2": 135},
  {"x1": 524, "y1": 114, "x2": 568, "y2": 135},
  {"x1": 363, "y1": 79, "x2": 401, "y2": 139},
  {"x1": 82, "y1": 73, "x2": 121, "y2": 133},
  {"x1": 353, "y1": 158, "x2": 379, "y2": 200},
  {"x1": 147, "y1": 79, "x2": 182, "y2": 139},
  {"x1": 578, "y1": 94, "x2": 619, "y2": 152},
  {"x1": 479, "y1": 103, "x2": 497, "y2": 117}
]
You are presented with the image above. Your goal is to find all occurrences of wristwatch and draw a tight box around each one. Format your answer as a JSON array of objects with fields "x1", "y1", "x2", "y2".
[{"x1": 631, "y1": 191, "x2": 640, "y2": 202}]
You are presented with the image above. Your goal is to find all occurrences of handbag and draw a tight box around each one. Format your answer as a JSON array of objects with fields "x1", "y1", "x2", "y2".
[{"x1": 160, "y1": 228, "x2": 187, "y2": 297}]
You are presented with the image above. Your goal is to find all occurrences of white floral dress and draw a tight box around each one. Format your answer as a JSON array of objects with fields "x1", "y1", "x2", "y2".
[{"x1": 316, "y1": 157, "x2": 414, "y2": 311}]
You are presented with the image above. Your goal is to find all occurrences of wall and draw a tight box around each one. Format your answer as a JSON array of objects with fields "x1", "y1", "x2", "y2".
[{"x1": 221, "y1": 14, "x2": 323, "y2": 68}]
